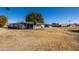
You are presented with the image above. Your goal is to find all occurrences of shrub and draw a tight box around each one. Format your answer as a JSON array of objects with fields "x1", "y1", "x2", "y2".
[{"x1": 0, "y1": 16, "x2": 7, "y2": 27}]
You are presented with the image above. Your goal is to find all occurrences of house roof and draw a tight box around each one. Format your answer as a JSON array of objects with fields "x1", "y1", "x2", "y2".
[{"x1": 9, "y1": 22, "x2": 44, "y2": 25}]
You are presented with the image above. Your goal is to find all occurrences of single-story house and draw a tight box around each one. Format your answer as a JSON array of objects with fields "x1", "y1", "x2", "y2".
[{"x1": 8, "y1": 22, "x2": 44, "y2": 29}]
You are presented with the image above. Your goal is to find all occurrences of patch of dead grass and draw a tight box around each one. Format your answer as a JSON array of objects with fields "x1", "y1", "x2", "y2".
[{"x1": 0, "y1": 27, "x2": 79, "y2": 50}]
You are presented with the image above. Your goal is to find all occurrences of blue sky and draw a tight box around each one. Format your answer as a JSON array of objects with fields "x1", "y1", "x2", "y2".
[{"x1": 0, "y1": 7, "x2": 79, "y2": 24}]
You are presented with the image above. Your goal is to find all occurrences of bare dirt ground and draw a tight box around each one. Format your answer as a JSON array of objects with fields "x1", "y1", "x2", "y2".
[{"x1": 0, "y1": 27, "x2": 79, "y2": 51}]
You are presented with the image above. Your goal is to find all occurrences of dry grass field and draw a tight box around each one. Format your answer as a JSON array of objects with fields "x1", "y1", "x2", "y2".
[{"x1": 0, "y1": 27, "x2": 79, "y2": 51}]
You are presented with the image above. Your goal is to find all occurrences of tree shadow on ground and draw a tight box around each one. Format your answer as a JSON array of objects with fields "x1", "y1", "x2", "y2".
[{"x1": 69, "y1": 30, "x2": 79, "y2": 33}]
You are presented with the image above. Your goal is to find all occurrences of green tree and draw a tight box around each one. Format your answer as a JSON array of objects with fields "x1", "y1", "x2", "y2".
[
  {"x1": 0, "y1": 16, "x2": 7, "y2": 27},
  {"x1": 26, "y1": 12, "x2": 44, "y2": 23}
]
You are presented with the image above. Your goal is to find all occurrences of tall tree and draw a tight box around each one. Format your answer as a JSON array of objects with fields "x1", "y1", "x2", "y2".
[{"x1": 26, "y1": 12, "x2": 44, "y2": 23}]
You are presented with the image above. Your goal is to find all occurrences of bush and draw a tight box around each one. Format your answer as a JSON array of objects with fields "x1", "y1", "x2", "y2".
[{"x1": 0, "y1": 16, "x2": 7, "y2": 27}]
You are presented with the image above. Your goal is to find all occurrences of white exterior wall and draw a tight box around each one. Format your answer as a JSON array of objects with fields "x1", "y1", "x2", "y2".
[
  {"x1": 33, "y1": 25, "x2": 44, "y2": 29},
  {"x1": 41, "y1": 25, "x2": 44, "y2": 28}
]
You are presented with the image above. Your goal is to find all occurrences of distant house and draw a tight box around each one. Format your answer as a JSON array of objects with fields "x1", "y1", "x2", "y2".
[
  {"x1": 52, "y1": 23, "x2": 61, "y2": 27},
  {"x1": 61, "y1": 24, "x2": 68, "y2": 27},
  {"x1": 69, "y1": 24, "x2": 76, "y2": 27},
  {"x1": 61, "y1": 23, "x2": 79, "y2": 27},
  {"x1": 8, "y1": 22, "x2": 44, "y2": 29},
  {"x1": 69, "y1": 23, "x2": 79, "y2": 27},
  {"x1": 45, "y1": 23, "x2": 61, "y2": 28}
]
